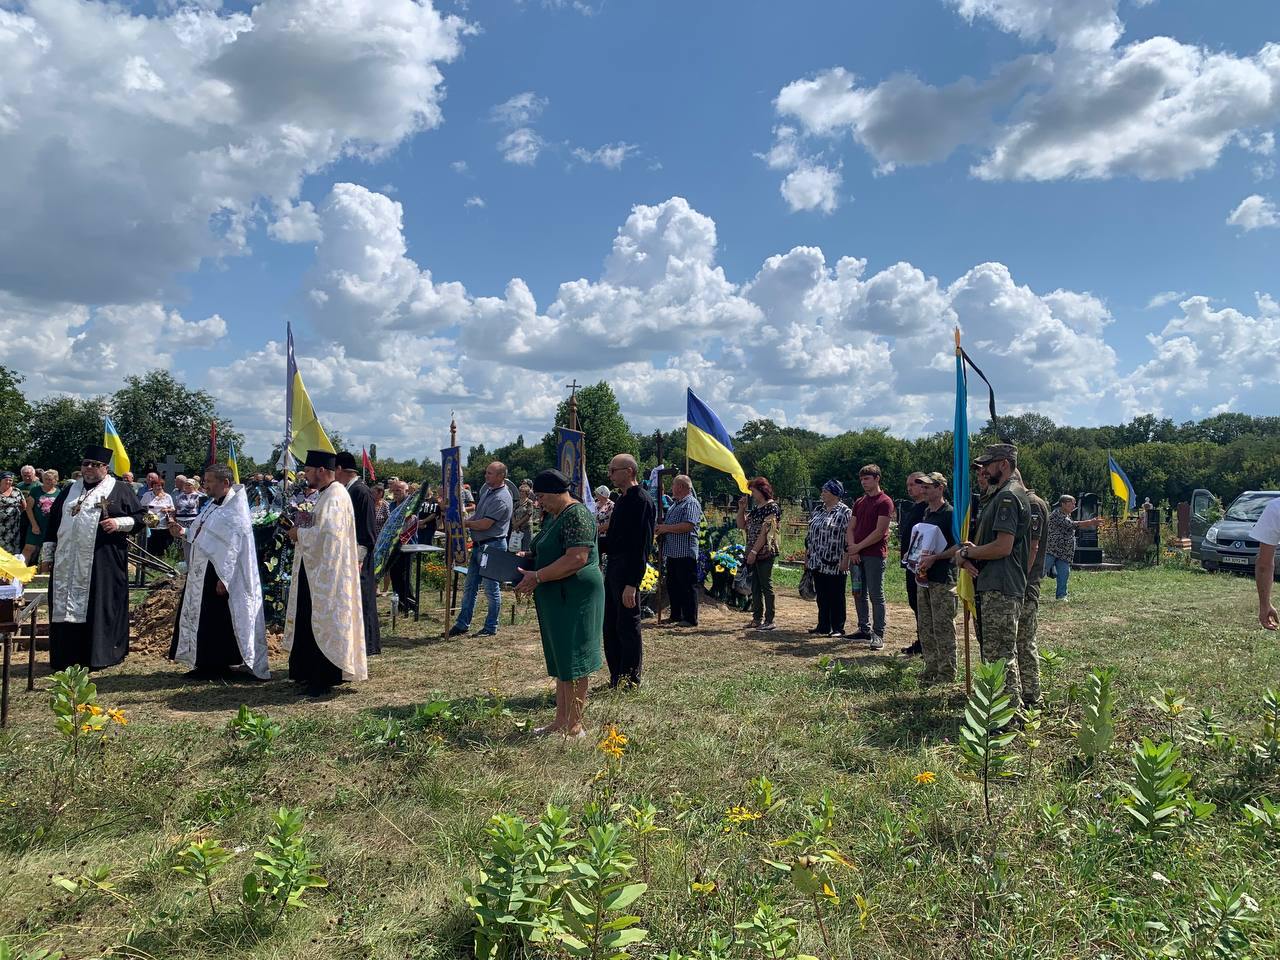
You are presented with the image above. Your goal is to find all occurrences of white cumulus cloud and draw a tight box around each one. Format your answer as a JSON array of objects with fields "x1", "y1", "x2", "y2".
[{"x1": 1227, "y1": 194, "x2": 1279, "y2": 231}]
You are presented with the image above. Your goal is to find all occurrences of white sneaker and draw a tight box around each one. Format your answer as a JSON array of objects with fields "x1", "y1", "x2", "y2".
[{"x1": 867, "y1": 633, "x2": 884, "y2": 650}]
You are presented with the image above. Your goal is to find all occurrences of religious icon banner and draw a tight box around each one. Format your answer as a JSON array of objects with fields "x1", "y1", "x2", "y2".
[
  {"x1": 556, "y1": 427, "x2": 588, "y2": 505},
  {"x1": 441, "y1": 445, "x2": 466, "y2": 563}
]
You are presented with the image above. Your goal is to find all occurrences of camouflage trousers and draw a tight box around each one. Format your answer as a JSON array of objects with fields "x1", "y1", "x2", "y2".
[
  {"x1": 916, "y1": 582, "x2": 957, "y2": 682},
  {"x1": 977, "y1": 590, "x2": 1037, "y2": 709}
]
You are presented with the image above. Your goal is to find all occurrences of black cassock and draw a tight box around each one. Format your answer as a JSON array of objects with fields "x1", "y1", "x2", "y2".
[
  {"x1": 347, "y1": 478, "x2": 382, "y2": 655},
  {"x1": 45, "y1": 479, "x2": 145, "y2": 671}
]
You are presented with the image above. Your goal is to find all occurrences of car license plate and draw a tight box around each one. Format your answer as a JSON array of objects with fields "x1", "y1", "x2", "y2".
[{"x1": 1221, "y1": 555, "x2": 1251, "y2": 565}]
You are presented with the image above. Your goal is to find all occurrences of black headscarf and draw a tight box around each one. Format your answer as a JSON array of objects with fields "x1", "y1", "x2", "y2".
[{"x1": 532, "y1": 469, "x2": 571, "y2": 494}]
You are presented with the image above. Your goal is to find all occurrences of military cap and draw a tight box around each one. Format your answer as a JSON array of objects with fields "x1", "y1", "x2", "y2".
[{"x1": 973, "y1": 442, "x2": 1018, "y2": 466}]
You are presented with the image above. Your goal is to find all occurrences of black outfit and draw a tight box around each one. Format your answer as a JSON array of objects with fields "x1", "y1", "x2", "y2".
[
  {"x1": 287, "y1": 560, "x2": 343, "y2": 691},
  {"x1": 599, "y1": 485, "x2": 655, "y2": 687},
  {"x1": 813, "y1": 571, "x2": 847, "y2": 634},
  {"x1": 45, "y1": 479, "x2": 145, "y2": 671},
  {"x1": 916, "y1": 503, "x2": 957, "y2": 584},
  {"x1": 346, "y1": 478, "x2": 381, "y2": 655},
  {"x1": 900, "y1": 500, "x2": 927, "y2": 616},
  {"x1": 666, "y1": 556, "x2": 699, "y2": 625}
]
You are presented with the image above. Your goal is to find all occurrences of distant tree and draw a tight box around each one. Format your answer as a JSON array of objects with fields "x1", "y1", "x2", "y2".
[
  {"x1": 27, "y1": 395, "x2": 109, "y2": 476},
  {"x1": 541, "y1": 382, "x2": 637, "y2": 487},
  {"x1": 110, "y1": 370, "x2": 243, "y2": 474},
  {"x1": 758, "y1": 445, "x2": 811, "y2": 500},
  {"x1": 0, "y1": 366, "x2": 32, "y2": 468}
]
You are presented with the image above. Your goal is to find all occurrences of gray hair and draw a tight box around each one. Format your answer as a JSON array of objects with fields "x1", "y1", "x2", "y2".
[
  {"x1": 205, "y1": 464, "x2": 235, "y2": 486},
  {"x1": 672, "y1": 474, "x2": 693, "y2": 491},
  {"x1": 1059, "y1": 494, "x2": 1076, "y2": 505}
]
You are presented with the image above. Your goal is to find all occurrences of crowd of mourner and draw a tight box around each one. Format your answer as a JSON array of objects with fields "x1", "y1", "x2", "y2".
[{"x1": 7, "y1": 437, "x2": 1277, "y2": 739}]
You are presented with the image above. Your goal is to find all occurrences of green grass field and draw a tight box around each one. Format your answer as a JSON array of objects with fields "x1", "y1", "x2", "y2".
[{"x1": 1, "y1": 563, "x2": 1278, "y2": 959}]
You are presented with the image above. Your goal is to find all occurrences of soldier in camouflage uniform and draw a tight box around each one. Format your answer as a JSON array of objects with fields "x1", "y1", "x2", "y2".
[
  {"x1": 1013, "y1": 470, "x2": 1048, "y2": 709},
  {"x1": 955, "y1": 443, "x2": 1033, "y2": 709}
]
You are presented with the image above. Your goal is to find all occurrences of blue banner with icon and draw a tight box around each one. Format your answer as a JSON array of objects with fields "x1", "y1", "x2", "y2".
[{"x1": 441, "y1": 445, "x2": 466, "y2": 562}]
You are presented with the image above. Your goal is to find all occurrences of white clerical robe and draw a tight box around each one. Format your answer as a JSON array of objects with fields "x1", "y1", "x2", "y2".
[
  {"x1": 173, "y1": 485, "x2": 270, "y2": 678},
  {"x1": 283, "y1": 480, "x2": 367, "y2": 681}
]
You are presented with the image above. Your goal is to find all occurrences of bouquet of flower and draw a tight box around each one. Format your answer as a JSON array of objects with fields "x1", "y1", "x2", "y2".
[{"x1": 640, "y1": 563, "x2": 659, "y2": 594}]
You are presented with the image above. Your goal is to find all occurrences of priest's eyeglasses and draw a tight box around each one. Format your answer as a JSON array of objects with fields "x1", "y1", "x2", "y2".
[{"x1": 80, "y1": 460, "x2": 105, "y2": 467}]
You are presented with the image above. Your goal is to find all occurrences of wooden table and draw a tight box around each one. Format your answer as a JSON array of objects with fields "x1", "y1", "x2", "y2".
[{"x1": 1, "y1": 593, "x2": 45, "y2": 728}]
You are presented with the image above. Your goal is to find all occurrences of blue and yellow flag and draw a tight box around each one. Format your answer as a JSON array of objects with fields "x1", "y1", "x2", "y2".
[
  {"x1": 952, "y1": 331, "x2": 975, "y2": 616},
  {"x1": 227, "y1": 440, "x2": 240, "y2": 485},
  {"x1": 1107, "y1": 453, "x2": 1136, "y2": 516},
  {"x1": 686, "y1": 389, "x2": 748, "y2": 493},
  {"x1": 103, "y1": 417, "x2": 130, "y2": 477}
]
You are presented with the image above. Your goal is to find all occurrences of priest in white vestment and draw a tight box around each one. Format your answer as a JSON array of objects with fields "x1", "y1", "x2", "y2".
[
  {"x1": 42, "y1": 444, "x2": 146, "y2": 671},
  {"x1": 168, "y1": 464, "x2": 270, "y2": 680},
  {"x1": 283, "y1": 450, "x2": 367, "y2": 696}
]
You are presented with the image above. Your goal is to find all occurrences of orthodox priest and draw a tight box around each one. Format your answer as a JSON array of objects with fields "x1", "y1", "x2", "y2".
[
  {"x1": 40, "y1": 444, "x2": 146, "y2": 671},
  {"x1": 167, "y1": 464, "x2": 270, "y2": 680},
  {"x1": 283, "y1": 450, "x2": 367, "y2": 696},
  {"x1": 334, "y1": 451, "x2": 381, "y2": 656}
]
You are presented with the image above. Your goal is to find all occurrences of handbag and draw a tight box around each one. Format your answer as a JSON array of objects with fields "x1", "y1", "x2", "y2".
[
  {"x1": 798, "y1": 568, "x2": 816, "y2": 601},
  {"x1": 733, "y1": 562, "x2": 751, "y2": 596}
]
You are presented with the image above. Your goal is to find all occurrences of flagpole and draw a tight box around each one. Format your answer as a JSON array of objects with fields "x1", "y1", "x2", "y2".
[{"x1": 957, "y1": 328, "x2": 972, "y2": 696}]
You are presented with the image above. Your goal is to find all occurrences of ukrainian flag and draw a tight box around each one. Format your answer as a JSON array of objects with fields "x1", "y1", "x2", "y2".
[
  {"x1": 103, "y1": 417, "x2": 131, "y2": 476},
  {"x1": 1107, "y1": 453, "x2": 1136, "y2": 516},
  {"x1": 952, "y1": 331, "x2": 975, "y2": 616},
  {"x1": 686, "y1": 389, "x2": 749, "y2": 493},
  {"x1": 227, "y1": 440, "x2": 240, "y2": 485}
]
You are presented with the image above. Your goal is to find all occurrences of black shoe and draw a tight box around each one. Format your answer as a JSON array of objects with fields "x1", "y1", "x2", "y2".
[
  {"x1": 808, "y1": 626, "x2": 828, "y2": 635},
  {"x1": 302, "y1": 683, "x2": 333, "y2": 698},
  {"x1": 447, "y1": 626, "x2": 468, "y2": 637},
  {"x1": 901, "y1": 641, "x2": 922, "y2": 656},
  {"x1": 476, "y1": 629, "x2": 498, "y2": 637},
  {"x1": 843, "y1": 630, "x2": 870, "y2": 641},
  {"x1": 183, "y1": 668, "x2": 219, "y2": 680}
]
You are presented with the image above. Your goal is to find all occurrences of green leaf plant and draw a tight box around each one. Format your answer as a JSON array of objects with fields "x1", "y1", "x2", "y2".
[
  {"x1": 555, "y1": 823, "x2": 648, "y2": 960},
  {"x1": 1118, "y1": 739, "x2": 1191, "y2": 841},
  {"x1": 958, "y1": 659, "x2": 1019, "y2": 824},
  {"x1": 241, "y1": 807, "x2": 327, "y2": 924},
  {"x1": 1076, "y1": 667, "x2": 1117, "y2": 764}
]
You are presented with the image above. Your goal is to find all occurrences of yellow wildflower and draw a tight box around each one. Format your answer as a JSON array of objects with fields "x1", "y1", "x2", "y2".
[
  {"x1": 597, "y1": 724, "x2": 627, "y2": 760},
  {"x1": 690, "y1": 880, "x2": 717, "y2": 895},
  {"x1": 914, "y1": 771, "x2": 936, "y2": 785},
  {"x1": 723, "y1": 805, "x2": 762, "y2": 828},
  {"x1": 79, "y1": 723, "x2": 93, "y2": 733},
  {"x1": 107, "y1": 708, "x2": 128, "y2": 726}
]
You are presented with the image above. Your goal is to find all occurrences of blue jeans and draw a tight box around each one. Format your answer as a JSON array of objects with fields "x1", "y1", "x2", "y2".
[
  {"x1": 454, "y1": 537, "x2": 506, "y2": 633},
  {"x1": 1044, "y1": 553, "x2": 1070, "y2": 599}
]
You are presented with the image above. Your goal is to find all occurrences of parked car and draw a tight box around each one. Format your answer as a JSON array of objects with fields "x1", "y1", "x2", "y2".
[{"x1": 1190, "y1": 489, "x2": 1280, "y2": 577}]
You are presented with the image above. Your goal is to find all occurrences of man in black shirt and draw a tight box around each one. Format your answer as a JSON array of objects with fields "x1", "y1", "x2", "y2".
[
  {"x1": 598, "y1": 453, "x2": 655, "y2": 687},
  {"x1": 899, "y1": 472, "x2": 927, "y2": 655}
]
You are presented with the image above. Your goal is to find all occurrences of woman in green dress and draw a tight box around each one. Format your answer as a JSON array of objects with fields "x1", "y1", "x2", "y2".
[{"x1": 513, "y1": 469, "x2": 604, "y2": 738}]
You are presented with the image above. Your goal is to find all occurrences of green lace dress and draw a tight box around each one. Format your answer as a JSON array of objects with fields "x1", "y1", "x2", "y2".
[{"x1": 530, "y1": 501, "x2": 604, "y2": 681}]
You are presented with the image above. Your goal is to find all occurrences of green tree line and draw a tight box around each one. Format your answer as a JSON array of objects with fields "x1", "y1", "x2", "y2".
[{"x1": 6, "y1": 366, "x2": 1277, "y2": 507}]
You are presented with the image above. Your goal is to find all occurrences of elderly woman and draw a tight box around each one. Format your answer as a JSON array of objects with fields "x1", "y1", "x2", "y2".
[
  {"x1": 0, "y1": 472, "x2": 25, "y2": 555},
  {"x1": 22, "y1": 469, "x2": 61, "y2": 564},
  {"x1": 805, "y1": 479, "x2": 853, "y2": 636},
  {"x1": 1044, "y1": 494, "x2": 1103, "y2": 601},
  {"x1": 737, "y1": 477, "x2": 782, "y2": 631},
  {"x1": 513, "y1": 469, "x2": 604, "y2": 738},
  {"x1": 371, "y1": 484, "x2": 390, "y2": 540}
]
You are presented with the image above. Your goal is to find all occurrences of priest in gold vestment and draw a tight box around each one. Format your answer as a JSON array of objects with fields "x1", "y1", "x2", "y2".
[{"x1": 283, "y1": 450, "x2": 367, "y2": 696}]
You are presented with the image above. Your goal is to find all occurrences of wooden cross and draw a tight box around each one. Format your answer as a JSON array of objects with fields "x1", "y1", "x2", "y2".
[
  {"x1": 565, "y1": 380, "x2": 582, "y2": 432},
  {"x1": 157, "y1": 454, "x2": 186, "y2": 495}
]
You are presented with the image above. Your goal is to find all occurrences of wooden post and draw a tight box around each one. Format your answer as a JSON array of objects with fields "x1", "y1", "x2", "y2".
[
  {"x1": 963, "y1": 607, "x2": 972, "y2": 695},
  {"x1": 565, "y1": 379, "x2": 581, "y2": 433}
]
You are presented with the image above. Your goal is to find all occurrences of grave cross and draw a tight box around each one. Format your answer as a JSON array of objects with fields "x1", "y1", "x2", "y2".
[{"x1": 157, "y1": 454, "x2": 186, "y2": 496}]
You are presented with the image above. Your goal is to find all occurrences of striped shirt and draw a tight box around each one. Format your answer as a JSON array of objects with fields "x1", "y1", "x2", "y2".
[
  {"x1": 662, "y1": 494, "x2": 702, "y2": 559},
  {"x1": 805, "y1": 501, "x2": 852, "y2": 575}
]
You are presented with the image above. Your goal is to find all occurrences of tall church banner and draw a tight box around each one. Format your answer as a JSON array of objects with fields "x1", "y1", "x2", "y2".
[
  {"x1": 441, "y1": 445, "x2": 466, "y2": 563},
  {"x1": 555, "y1": 427, "x2": 593, "y2": 510}
]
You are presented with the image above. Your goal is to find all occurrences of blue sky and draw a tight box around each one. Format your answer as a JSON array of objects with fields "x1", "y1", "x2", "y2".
[{"x1": 4, "y1": 0, "x2": 1280, "y2": 459}]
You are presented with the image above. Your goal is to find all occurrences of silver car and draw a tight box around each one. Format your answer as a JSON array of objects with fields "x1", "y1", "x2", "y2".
[{"x1": 1191, "y1": 489, "x2": 1280, "y2": 576}]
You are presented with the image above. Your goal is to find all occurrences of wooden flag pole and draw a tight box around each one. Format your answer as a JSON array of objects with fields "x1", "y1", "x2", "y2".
[{"x1": 963, "y1": 608, "x2": 972, "y2": 695}]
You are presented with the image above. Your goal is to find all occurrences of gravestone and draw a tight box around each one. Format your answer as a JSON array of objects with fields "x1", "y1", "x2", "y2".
[
  {"x1": 157, "y1": 455, "x2": 186, "y2": 497},
  {"x1": 1074, "y1": 491, "x2": 1103, "y2": 564},
  {"x1": 1176, "y1": 502, "x2": 1191, "y2": 540}
]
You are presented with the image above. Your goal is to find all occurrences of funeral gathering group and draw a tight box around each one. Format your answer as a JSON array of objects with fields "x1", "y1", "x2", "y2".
[{"x1": 6, "y1": 438, "x2": 1115, "y2": 736}]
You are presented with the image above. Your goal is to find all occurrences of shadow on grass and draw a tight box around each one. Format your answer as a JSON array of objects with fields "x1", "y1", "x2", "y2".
[{"x1": 161, "y1": 677, "x2": 359, "y2": 713}]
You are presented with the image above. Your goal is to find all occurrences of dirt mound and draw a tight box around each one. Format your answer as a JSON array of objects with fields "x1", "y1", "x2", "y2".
[{"x1": 130, "y1": 577, "x2": 287, "y2": 658}]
